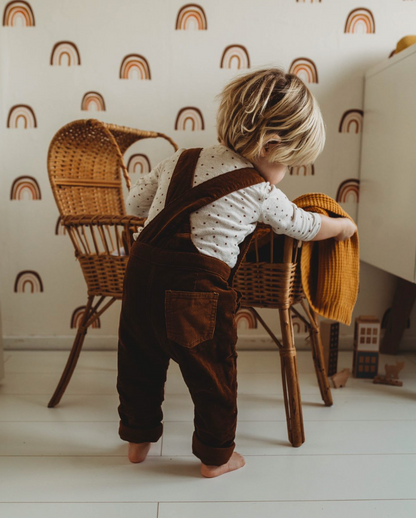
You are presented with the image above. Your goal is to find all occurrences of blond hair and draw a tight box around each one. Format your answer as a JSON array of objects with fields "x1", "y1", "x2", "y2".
[{"x1": 216, "y1": 66, "x2": 326, "y2": 166}]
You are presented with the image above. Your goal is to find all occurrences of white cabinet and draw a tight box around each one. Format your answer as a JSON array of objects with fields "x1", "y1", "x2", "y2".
[{"x1": 357, "y1": 44, "x2": 416, "y2": 283}]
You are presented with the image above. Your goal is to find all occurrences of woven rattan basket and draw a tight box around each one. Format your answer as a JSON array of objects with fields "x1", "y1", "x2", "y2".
[
  {"x1": 47, "y1": 118, "x2": 178, "y2": 406},
  {"x1": 48, "y1": 119, "x2": 178, "y2": 299},
  {"x1": 235, "y1": 227, "x2": 305, "y2": 308}
]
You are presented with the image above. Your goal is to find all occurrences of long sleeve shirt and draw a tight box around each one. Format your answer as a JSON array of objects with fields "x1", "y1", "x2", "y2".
[{"x1": 126, "y1": 144, "x2": 322, "y2": 268}]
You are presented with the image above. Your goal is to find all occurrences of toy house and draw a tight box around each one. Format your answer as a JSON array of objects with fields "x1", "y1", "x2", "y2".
[{"x1": 353, "y1": 315, "x2": 380, "y2": 379}]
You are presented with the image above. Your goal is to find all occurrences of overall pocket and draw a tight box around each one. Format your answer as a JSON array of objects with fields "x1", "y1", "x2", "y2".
[{"x1": 165, "y1": 290, "x2": 219, "y2": 348}]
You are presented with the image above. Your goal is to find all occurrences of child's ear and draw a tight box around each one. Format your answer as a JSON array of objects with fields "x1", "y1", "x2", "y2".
[{"x1": 261, "y1": 136, "x2": 281, "y2": 157}]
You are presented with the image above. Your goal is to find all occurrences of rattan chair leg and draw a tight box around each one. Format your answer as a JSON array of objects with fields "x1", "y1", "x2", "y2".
[
  {"x1": 307, "y1": 306, "x2": 333, "y2": 407},
  {"x1": 47, "y1": 295, "x2": 95, "y2": 408},
  {"x1": 278, "y1": 307, "x2": 305, "y2": 447}
]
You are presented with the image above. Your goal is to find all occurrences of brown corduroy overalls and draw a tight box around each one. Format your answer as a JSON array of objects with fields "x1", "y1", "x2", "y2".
[{"x1": 117, "y1": 147, "x2": 265, "y2": 466}]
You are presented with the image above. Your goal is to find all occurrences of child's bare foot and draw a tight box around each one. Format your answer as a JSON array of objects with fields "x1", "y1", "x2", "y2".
[
  {"x1": 200, "y1": 452, "x2": 246, "y2": 478},
  {"x1": 128, "y1": 441, "x2": 151, "y2": 463}
]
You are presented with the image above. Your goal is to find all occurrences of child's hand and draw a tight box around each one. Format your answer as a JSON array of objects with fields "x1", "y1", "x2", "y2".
[{"x1": 334, "y1": 218, "x2": 358, "y2": 241}]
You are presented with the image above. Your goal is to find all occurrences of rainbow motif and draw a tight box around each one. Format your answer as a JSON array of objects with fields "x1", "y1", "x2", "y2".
[
  {"x1": 10, "y1": 176, "x2": 41, "y2": 200},
  {"x1": 50, "y1": 41, "x2": 81, "y2": 66},
  {"x1": 344, "y1": 8, "x2": 375, "y2": 34},
  {"x1": 14, "y1": 270, "x2": 43, "y2": 293},
  {"x1": 176, "y1": 3, "x2": 207, "y2": 30},
  {"x1": 71, "y1": 306, "x2": 101, "y2": 329},
  {"x1": 3, "y1": 0, "x2": 35, "y2": 26},
  {"x1": 289, "y1": 57, "x2": 318, "y2": 83},
  {"x1": 336, "y1": 179, "x2": 360, "y2": 203},
  {"x1": 127, "y1": 154, "x2": 151, "y2": 175},
  {"x1": 120, "y1": 54, "x2": 151, "y2": 79},
  {"x1": 289, "y1": 164, "x2": 315, "y2": 176},
  {"x1": 235, "y1": 308, "x2": 258, "y2": 330},
  {"x1": 81, "y1": 92, "x2": 106, "y2": 111},
  {"x1": 220, "y1": 45, "x2": 250, "y2": 69},
  {"x1": 339, "y1": 109, "x2": 363, "y2": 133},
  {"x1": 7, "y1": 104, "x2": 37, "y2": 128},
  {"x1": 175, "y1": 107, "x2": 205, "y2": 131},
  {"x1": 55, "y1": 216, "x2": 66, "y2": 235}
]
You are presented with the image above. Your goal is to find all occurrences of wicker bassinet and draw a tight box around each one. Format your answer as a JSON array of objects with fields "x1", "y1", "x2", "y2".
[{"x1": 47, "y1": 119, "x2": 333, "y2": 448}]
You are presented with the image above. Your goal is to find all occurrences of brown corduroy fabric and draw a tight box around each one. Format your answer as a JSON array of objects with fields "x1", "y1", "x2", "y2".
[
  {"x1": 292, "y1": 192, "x2": 360, "y2": 326},
  {"x1": 117, "y1": 148, "x2": 266, "y2": 466}
]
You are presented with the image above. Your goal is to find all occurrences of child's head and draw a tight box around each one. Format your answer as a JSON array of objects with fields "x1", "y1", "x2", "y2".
[{"x1": 216, "y1": 66, "x2": 326, "y2": 167}]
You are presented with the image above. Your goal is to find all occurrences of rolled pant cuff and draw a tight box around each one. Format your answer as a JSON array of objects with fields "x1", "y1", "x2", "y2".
[
  {"x1": 119, "y1": 421, "x2": 163, "y2": 444},
  {"x1": 192, "y1": 431, "x2": 235, "y2": 466}
]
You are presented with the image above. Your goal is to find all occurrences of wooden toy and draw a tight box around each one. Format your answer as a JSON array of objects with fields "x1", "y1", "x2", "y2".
[
  {"x1": 320, "y1": 319, "x2": 339, "y2": 377},
  {"x1": 331, "y1": 368, "x2": 351, "y2": 388},
  {"x1": 373, "y1": 376, "x2": 403, "y2": 387},
  {"x1": 352, "y1": 315, "x2": 380, "y2": 379},
  {"x1": 373, "y1": 361, "x2": 405, "y2": 387},
  {"x1": 385, "y1": 361, "x2": 405, "y2": 379}
]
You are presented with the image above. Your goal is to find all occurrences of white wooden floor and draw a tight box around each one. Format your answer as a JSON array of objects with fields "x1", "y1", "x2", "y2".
[{"x1": 1, "y1": 348, "x2": 416, "y2": 517}]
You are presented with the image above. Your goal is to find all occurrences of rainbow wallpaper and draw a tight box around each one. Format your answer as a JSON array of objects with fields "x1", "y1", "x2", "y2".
[
  {"x1": 50, "y1": 41, "x2": 81, "y2": 66},
  {"x1": 175, "y1": 3, "x2": 207, "y2": 30},
  {"x1": 220, "y1": 45, "x2": 250, "y2": 69},
  {"x1": 3, "y1": 1, "x2": 35, "y2": 26},
  {"x1": 119, "y1": 54, "x2": 151, "y2": 79},
  {"x1": 1, "y1": 0, "x2": 414, "y2": 346}
]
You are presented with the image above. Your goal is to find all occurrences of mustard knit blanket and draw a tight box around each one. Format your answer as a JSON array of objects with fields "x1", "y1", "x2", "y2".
[{"x1": 292, "y1": 192, "x2": 360, "y2": 326}]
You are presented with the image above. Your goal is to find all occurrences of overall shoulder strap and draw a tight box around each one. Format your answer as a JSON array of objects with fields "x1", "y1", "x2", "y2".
[
  {"x1": 165, "y1": 148, "x2": 202, "y2": 206},
  {"x1": 137, "y1": 162, "x2": 266, "y2": 248}
]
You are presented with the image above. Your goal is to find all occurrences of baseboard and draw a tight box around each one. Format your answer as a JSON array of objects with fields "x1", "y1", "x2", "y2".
[{"x1": 4, "y1": 332, "x2": 416, "y2": 352}]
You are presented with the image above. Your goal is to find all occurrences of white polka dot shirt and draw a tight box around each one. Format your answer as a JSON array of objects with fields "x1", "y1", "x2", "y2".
[{"x1": 126, "y1": 144, "x2": 322, "y2": 268}]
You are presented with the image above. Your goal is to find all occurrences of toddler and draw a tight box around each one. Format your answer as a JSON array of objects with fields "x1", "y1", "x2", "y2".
[{"x1": 117, "y1": 67, "x2": 358, "y2": 478}]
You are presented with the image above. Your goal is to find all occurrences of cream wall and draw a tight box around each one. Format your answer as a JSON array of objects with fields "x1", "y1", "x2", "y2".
[{"x1": 1, "y1": 0, "x2": 415, "y2": 351}]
